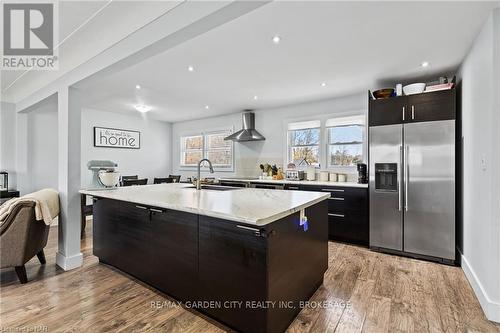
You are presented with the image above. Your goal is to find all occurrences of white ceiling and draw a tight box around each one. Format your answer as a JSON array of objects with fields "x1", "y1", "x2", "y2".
[
  {"x1": 1, "y1": 1, "x2": 182, "y2": 100},
  {"x1": 1, "y1": 1, "x2": 107, "y2": 92},
  {"x1": 57, "y1": 2, "x2": 500, "y2": 122}
]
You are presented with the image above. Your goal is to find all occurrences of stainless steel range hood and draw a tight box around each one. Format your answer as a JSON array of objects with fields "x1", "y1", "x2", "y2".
[{"x1": 224, "y1": 111, "x2": 265, "y2": 142}]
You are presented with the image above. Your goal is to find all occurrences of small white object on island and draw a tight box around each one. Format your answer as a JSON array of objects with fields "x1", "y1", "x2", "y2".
[{"x1": 80, "y1": 183, "x2": 330, "y2": 226}]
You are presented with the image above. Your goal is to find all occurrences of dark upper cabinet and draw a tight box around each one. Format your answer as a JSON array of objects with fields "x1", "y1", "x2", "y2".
[
  {"x1": 407, "y1": 89, "x2": 455, "y2": 122},
  {"x1": 369, "y1": 95, "x2": 407, "y2": 126},
  {"x1": 369, "y1": 89, "x2": 456, "y2": 126},
  {"x1": 149, "y1": 209, "x2": 198, "y2": 300}
]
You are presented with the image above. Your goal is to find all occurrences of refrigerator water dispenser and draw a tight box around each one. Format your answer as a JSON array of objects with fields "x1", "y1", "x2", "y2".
[{"x1": 375, "y1": 163, "x2": 397, "y2": 191}]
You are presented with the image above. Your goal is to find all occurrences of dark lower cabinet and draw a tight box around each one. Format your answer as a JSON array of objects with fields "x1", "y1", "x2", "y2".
[
  {"x1": 198, "y1": 216, "x2": 268, "y2": 332},
  {"x1": 93, "y1": 199, "x2": 198, "y2": 290},
  {"x1": 328, "y1": 188, "x2": 368, "y2": 245},
  {"x1": 150, "y1": 209, "x2": 198, "y2": 300},
  {"x1": 93, "y1": 198, "x2": 152, "y2": 282},
  {"x1": 198, "y1": 200, "x2": 328, "y2": 333},
  {"x1": 92, "y1": 197, "x2": 328, "y2": 333},
  {"x1": 284, "y1": 184, "x2": 369, "y2": 246}
]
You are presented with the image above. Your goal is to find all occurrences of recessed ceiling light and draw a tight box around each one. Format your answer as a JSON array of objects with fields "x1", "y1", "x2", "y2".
[
  {"x1": 321, "y1": 82, "x2": 327, "y2": 87},
  {"x1": 421, "y1": 61, "x2": 429, "y2": 68},
  {"x1": 134, "y1": 104, "x2": 151, "y2": 113},
  {"x1": 272, "y1": 35, "x2": 281, "y2": 44},
  {"x1": 135, "y1": 84, "x2": 141, "y2": 90},
  {"x1": 187, "y1": 65, "x2": 194, "y2": 72},
  {"x1": 205, "y1": 105, "x2": 210, "y2": 110},
  {"x1": 253, "y1": 95, "x2": 258, "y2": 100}
]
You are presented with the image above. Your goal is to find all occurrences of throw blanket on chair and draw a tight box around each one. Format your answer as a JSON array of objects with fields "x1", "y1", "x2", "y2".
[{"x1": 0, "y1": 189, "x2": 60, "y2": 227}]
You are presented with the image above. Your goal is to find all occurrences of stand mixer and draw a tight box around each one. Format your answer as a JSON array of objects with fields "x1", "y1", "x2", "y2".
[{"x1": 87, "y1": 160, "x2": 120, "y2": 189}]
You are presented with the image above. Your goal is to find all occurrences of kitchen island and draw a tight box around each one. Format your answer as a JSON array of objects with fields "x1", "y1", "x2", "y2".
[{"x1": 80, "y1": 183, "x2": 330, "y2": 333}]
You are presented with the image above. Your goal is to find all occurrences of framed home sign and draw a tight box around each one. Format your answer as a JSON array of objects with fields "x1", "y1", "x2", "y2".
[{"x1": 94, "y1": 127, "x2": 141, "y2": 149}]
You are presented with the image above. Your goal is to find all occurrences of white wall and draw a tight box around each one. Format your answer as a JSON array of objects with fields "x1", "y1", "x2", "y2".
[
  {"x1": 4, "y1": 102, "x2": 173, "y2": 191},
  {"x1": 171, "y1": 93, "x2": 367, "y2": 180},
  {"x1": 5, "y1": 95, "x2": 60, "y2": 194},
  {"x1": 0, "y1": 102, "x2": 17, "y2": 190},
  {"x1": 459, "y1": 8, "x2": 500, "y2": 323},
  {"x1": 26, "y1": 97, "x2": 59, "y2": 192},
  {"x1": 80, "y1": 108, "x2": 172, "y2": 187}
]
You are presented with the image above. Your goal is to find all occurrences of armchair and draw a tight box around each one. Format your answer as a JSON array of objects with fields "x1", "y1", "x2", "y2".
[{"x1": 0, "y1": 201, "x2": 50, "y2": 283}]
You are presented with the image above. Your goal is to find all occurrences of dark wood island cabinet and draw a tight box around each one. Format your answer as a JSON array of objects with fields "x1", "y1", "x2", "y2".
[{"x1": 91, "y1": 196, "x2": 328, "y2": 333}]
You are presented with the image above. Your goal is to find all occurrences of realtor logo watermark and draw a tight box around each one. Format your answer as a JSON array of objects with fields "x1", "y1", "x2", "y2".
[{"x1": 1, "y1": 1, "x2": 58, "y2": 70}]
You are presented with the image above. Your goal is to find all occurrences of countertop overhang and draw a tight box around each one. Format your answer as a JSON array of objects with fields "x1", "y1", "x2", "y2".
[{"x1": 80, "y1": 183, "x2": 330, "y2": 226}]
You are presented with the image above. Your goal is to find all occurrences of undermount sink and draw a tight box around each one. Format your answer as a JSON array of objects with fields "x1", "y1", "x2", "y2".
[{"x1": 183, "y1": 185, "x2": 240, "y2": 191}]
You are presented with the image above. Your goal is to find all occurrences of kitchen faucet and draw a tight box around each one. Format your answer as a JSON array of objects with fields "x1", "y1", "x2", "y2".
[{"x1": 196, "y1": 159, "x2": 214, "y2": 190}]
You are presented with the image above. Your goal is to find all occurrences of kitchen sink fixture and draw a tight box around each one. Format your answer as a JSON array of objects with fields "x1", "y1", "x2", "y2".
[{"x1": 196, "y1": 159, "x2": 214, "y2": 190}]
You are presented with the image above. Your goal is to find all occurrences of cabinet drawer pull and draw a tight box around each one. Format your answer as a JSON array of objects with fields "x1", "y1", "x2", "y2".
[
  {"x1": 150, "y1": 208, "x2": 164, "y2": 213},
  {"x1": 236, "y1": 225, "x2": 260, "y2": 232},
  {"x1": 236, "y1": 225, "x2": 264, "y2": 236},
  {"x1": 328, "y1": 197, "x2": 345, "y2": 201},
  {"x1": 135, "y1": 205, "x2": 148, "y2": 210},
  {"x1": 411, "y1": 105, "x2": 415, "y2": 120},
  {"x1": 288, "y1": 186, "x2": 299, "y2": 190},
  {"x1": 328, "y1": 213, "x2": 345, "y2": 218},
  {"x1": 322, "y1": 188, "x2": 344, "y2": 192}
]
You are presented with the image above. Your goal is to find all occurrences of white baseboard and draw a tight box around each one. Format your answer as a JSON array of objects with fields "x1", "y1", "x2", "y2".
[
  {"x1": 56, "y1": 252, "x2": 83, "y2": 271},
  {"x1": 462, "y1": 255, "x2": 500, "y2": 323}
]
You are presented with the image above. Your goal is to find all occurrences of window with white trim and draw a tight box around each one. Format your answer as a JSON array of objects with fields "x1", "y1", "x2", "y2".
[
  {"x1": 326, "y1": 115, "x2": 365, "y2": 167},
  {"x1": 287, "y1": 120, "x2": 321, "y2": 167},
  {"x1": 180, "y1": 130, "x2": 233, "y2": 169}
]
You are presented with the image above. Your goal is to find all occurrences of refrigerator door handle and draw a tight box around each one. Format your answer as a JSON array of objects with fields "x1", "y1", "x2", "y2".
[
  {"x1": 399, "y1": 145, "x2": 403, "y2": 211},
  {"x1": 405, "y1": 145, "x2": 409, "y2": 211}
]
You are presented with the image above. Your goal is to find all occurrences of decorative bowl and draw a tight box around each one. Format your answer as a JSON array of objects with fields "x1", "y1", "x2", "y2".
[
  {"x1": 98, "y1": 171, "x2": 121, "y2": 187},
  {"x1": 373, "y1": 89, "x2": 395, "y2": 99},
  {"x1": 403, "y1": 83, "x2": 426, "y2": 95}
]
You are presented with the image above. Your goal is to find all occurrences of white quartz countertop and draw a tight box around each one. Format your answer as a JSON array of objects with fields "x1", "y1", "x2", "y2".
[
  {"x1": 219, "y1": 178, "x2": 368, "y2": 188},
  {"x1": 80, "y1": 183, "x2": 330, "y2": 226}
]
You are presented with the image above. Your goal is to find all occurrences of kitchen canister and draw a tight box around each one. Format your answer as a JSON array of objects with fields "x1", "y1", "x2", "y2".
[
  {"x1": 306, "y1": 166, "x2": 316, "y2": 181},
  {"x1": 329, "y1": 173, "x2": 338, "y2": 182},
  {"x1": 338, "y1": 174, "x2": 347, "y2": 182},
  {"x1": 319, "y1": 171, "x2": 329, "y2": 182}
]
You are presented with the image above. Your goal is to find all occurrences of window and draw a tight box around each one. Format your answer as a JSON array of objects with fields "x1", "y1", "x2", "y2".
[
  {"x1": 205, "y1": 131, "x2": 232, "y2": 167},
  {"x1": 180, "y1": 130, "x2": 233, "y2": 169},
  {"x1": 287, "y1": 120, "x2": 321, "y2": 167},
  {"x1": 326, "y1": 116, "x2": 365, "y2": 167}
]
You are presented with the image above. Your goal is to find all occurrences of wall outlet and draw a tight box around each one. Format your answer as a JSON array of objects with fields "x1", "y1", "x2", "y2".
[{"x1": 481, "y1": 156, "x2": 487, "y2": 171}]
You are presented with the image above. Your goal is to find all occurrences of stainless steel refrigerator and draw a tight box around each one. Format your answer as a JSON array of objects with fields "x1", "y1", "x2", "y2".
[{"x1": 369, "y1": 120, "x2": 456, "y2": 263}]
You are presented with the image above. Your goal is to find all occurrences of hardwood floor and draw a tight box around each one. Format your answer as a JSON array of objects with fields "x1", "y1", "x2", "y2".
[{"x1": 1, "y1": 222, "x2": 498, "y2": 333}]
